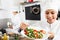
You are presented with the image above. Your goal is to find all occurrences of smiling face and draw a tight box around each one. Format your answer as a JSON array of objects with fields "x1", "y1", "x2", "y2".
[{"x1": 45, "y1": 9, "x2": 58, "y2": 24}]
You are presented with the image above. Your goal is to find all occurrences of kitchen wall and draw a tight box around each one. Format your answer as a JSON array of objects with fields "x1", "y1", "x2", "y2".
[
  {"x1": 0, "y1": 0, "x2": 19, "y2": 19},
  {"x1": 0, "y1": 10, "x2": 9, "y2": 19}
]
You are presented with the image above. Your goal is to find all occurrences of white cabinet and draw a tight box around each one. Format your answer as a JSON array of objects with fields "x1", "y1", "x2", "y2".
[
  {"x1": 0, "y1": 0, "x2": 2, "y2": 9},
  {"x1": 1, "y1": 0, "x2": 20, "y2": 10}
]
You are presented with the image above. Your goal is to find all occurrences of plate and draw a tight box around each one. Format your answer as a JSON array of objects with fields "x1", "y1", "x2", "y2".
[
  {"x1": 21, "y1": 27, "x2": 48, "y2": 40},
  {"x1": 21, "y1": 30, "x2": 48, "y2": 40}
]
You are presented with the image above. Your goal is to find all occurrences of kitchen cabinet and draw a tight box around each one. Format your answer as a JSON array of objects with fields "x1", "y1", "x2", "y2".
[{"x1": 0, "y1": 0, "x2": 2, "y2": 9}]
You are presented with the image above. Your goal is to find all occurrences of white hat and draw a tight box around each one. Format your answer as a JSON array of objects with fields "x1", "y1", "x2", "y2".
[
  {"x1": 9, "y1": 7, "x2": 19, "y2": 13},
  {"x1": 44, "y1": 2, "x2": 58, "y2": 13}
]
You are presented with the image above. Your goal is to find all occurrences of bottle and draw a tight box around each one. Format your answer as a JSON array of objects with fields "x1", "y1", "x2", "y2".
[
  {"x1": 0, "y1": 32, "x2": 2, "y2": 40},
  {"x1": 15, "y1": 34, "x2": 19, "y2": 40},
  {"x1": 28, "y1": 0, "x2": 33, "y2": 2},
  {"x1": 3, "y1": 33, "x2": 8, "y2": 40}
]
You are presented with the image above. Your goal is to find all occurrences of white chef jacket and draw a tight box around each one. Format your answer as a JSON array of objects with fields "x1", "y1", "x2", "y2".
[
  {"x1": 32, "y1": 20, "x2": 60, "y2": 40},
  {"x1": 9, "y1": 13, "x2": 21, "y2": 32}
]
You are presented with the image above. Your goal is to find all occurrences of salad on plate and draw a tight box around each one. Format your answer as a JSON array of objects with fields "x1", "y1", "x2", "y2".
[{"x1": 21, "y1": 27, "x2": 48, "y2": 40}]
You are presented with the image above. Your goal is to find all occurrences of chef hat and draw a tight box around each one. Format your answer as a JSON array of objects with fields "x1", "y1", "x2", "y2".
[
  {"x1": 44, "y1": 2, "x2": 58, "y2": 14},
  {"x1": 9, "y1": 7, "x2": 19, "y2": 13}
]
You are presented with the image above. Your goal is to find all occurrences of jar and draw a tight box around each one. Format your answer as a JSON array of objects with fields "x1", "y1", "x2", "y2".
[{"x1": 28, "y1": 0, "x2": 33, "y2": 2}]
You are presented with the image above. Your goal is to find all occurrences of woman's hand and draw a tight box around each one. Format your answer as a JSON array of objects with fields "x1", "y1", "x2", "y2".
[
  {"x1": 40, "y1": 30, "x2": 46, "y2": 34},
  {"x1": 48, "y1": 32, "x2": 54, "y2": 39},
  {"x1": 20, "y1": 22, "x2": 29, "y2": 30}
]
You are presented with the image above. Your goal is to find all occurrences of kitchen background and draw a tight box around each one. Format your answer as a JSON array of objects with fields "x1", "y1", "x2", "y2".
[{"x1": 0, "y1": 0, "x2": 60, "y2": 24}]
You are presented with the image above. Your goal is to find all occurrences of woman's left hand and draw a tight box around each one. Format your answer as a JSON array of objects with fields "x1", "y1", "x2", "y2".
[{"x1": 48, "y1": 32, "x2": 54, "y2": 39}]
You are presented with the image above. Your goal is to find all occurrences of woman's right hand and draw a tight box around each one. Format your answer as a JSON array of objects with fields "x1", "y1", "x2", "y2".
[{"x1": 20, "y1": 22, "x2": 29, "y2": 30}]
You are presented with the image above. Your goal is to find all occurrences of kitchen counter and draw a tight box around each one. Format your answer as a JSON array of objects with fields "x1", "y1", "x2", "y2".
[{"x1": 9, "y1": 34, "x2": 33, "y2": 40}]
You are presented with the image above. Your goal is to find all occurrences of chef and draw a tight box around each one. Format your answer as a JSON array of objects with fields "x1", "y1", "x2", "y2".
[
  {"x1": 42, "y1": 4, "x2": 60, "y2": 40},
  {"x1": 6, "y1": 8, "x2": 28, "y2": 34}
]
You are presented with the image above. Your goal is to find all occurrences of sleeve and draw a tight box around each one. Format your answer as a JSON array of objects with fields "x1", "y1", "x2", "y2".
[
  {"x1": 13, "y1": 24, "x2": 20, "y2": 31},
  {"x1": 53, "y1": 34, "x2": 60, "y2": 40},
  {"x1": 53, "y1": 24, "x2": 60, "y2": 40},
  {"x1": 13, "y1": 14, "x2": 22, "y2": 31}
]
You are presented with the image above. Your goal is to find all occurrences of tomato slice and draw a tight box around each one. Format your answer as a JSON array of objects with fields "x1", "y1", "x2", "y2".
[
  {"x1": 34, "y1": 30, "x2": 38, "y2": 32},
  {"x1": 40, "y1": 30, "x2": 46, "y2": 34},
  {"x1": 24, "y1": 30, "x2": 29, "y2": 35},
  {"x1": 34, "y1": 33, "x2": 39, "y2": 38}
]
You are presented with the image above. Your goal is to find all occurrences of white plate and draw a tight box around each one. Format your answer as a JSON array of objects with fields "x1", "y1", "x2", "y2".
[{"x1": 21, "y1": 30, "x2": 49, "y2": 40}]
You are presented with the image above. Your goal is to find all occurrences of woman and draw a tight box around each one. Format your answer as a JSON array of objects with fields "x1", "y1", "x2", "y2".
[
  {"x1": 40, "y1": 6, "x2": 60, "y2": 40},
  {"x1": 44, "y1": 8, "x2": 59, "y2": 40},
  {"x1": 31, "y1": 4, "x2": 60, "y2": 40}
]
